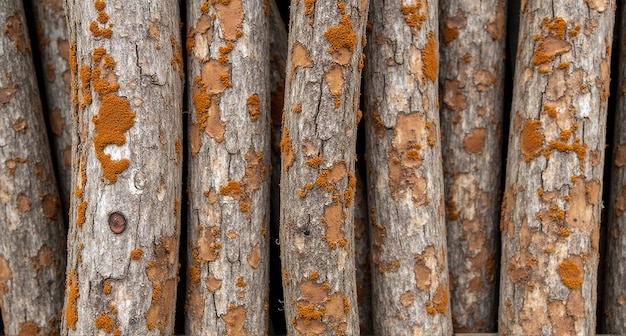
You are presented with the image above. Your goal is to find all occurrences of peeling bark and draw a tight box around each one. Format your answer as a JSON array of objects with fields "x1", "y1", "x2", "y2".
[
  {"x1": 185, "y1": 0, "x2": 270, "y2": 334},
  {"x1": 438, "y1": 0, "x2": 506, "y2": 332},
  {"x1": 499, "y1": 1, "x2": 614, "y2": 335},
  {"x1": 30, "y1": 0, "x2": 72, "y2": 214},
  {"x1": 0, "y1": 1, "x2": 66, "y2": 334},
  {"x1": 363, "y1": 0, "x2": 452, "y2": 334},
  {"x1": 603, "y1": 2, "x2": 626, "y2": 334},
  {"x1": 62, "y1": 1, "x2": 183, "y2": 334},
  {"x1": 279, "y1": 0, "x2": 368, "y2": 334}
]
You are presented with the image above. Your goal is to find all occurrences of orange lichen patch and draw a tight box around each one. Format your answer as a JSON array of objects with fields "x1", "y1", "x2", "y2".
[
  {"x1": 442, "y1": 24, "x2": 458, "y2": 43},
  {"x1": 193, "y1": 89, "x2": 226, "y2": 142},
  {"x1": 297, "y1": 301, "x2": 324, "y2": 322},
  {"x1": 520, "y1": 119, "x2": 544, "y2": 162},
  {"x1": 400, "y1": 291, "x2": 415, "y2": 307},
  {"x1": 170, "y1": 35, "x2": 184, "y2": 78},
  {"x1": 78, "y1": 65, "x2": 92, "y2": 108},
  {"x1": 205, "y1": 273, "x2": 222, "y2": 291},
  {"x1": 65, "y1": 268, "x2": 79, "y2": 330},
  {"x1": 94, "y1": 314, "x2": 114, "y2": 333},
  {"x1": 222, "y1": 305, "x2": 247, "y2": 335},
  {"x1": 220, "y1": 180, "x2": 242, "y2": 198},
  {"x1": 145, "y1": 234, "x2": 177, "y2": 333},
  {"x1": 400, "y1": 2, "x2": 427, "y2": 30},
  {"x1": 236, "y1": 276, "x2": 247, "y2": 287},
  {"x1": 421, "y1": 32, "x2": 437, "y2": 83},
  {"x1": 306, "y1": 156, "x2": 323, "y2": 168},
  {"x1": 426, "y1": 284, "x2": 449, "y2": 315},
  {"x1": 558, "y1": 258, "x2": 583, "y2": 289},
  {"x1": 4, "y1": 15, "x2": 31, "y2": 54},
  {"x1": 322, "y1": 201, "x2": 346, "y2": 249},
  {"x1": 543, "y1": 17, "x2": 567, "y2": 38},
  {"x1": 130, "y1": 247, "x2": 143, "y2": 260},
  {"x1": 543, "y1": 138, "x2": 587, "y2": 160},
  {"x1": 92, "y1": 94, "x2": 135, "y2": 182},
  {"x1": 188, "y1": 265, "x2": 201, "y2": 283},
  {"x1": 247, "y1": 244, "x2": 261, "y2": 268},
  {"x1": 215, "y1": 0, "x2": 244, "y2": 41},
  {"x1": 544, "y1": 103, "x2": 558, "y2": 118},
  {"x1": 463, "y1": 128, "x2": 486, "y2": 153},
  {"x1": 247, "y1": 94, "x2": 261, "y2": 121},
  {"x1": 324, "y1": 15, "x2": 356, "y2": 55},
  {"x1": 325, "y1": 65, "x2": 344, "y2": 107},
  {"x1": 558, "y1": 61, "x2": 569, "y2": 69},
  {"x1": 76, "y1": 201, "x2": 87, "y2": 227},
  {"x1": 344, "y1": 172, "x2": 356, "y2": 207},
  {"x1": 103, "y1": 279, "x2": 112, "y2": 294},
  {"x1": 0, "y1": 76, "x2": 17, "y2": 107},
  {"x1": 16, "y1": 193, "x2": 30, "y2": 213},
  {"x1": 89, "y1": 20, "x2": 112, "y2": 38},
  {"x1": 280, "y1": 128, "x2": 295, "y2": 172},
  {"x1": 531, "y1": 37, "x2": 572, "y2": 66}
]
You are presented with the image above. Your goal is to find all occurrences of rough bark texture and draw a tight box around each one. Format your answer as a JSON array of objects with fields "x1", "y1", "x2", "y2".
[
  {"x1": 353, "y1": 171, "x2": 372, "y2": 335},
  {"x1": 0, "y1": 2, "x2": 67, "y2": 334},
  {"x1": 279, "y1": 0, "x2": 368, "y2": 334},
  {"x1": 499, "y1": 1, "x2": 614, "y2": 335},
  {"x1": 363, "y1": 0, "x2": 452, "y2": 334},
  {"x1": 62, "y1": 0, "x2": 183, "y2": 334},
  {"x1": 31, "y1": 0, "x2": 73, "y2": 214},
  {"x1": 603, "y1": 2, "x2": 626, "y2": 333},
  {"x1": 438, "y1": 0, "x2": 506, "y2": 332},
  {"x1": 185, "y1": 0, "x2": 270, "y2": 334}
]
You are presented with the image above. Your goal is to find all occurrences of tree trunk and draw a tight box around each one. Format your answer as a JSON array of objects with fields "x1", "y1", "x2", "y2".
[
  {"x1": 30, "y1": 0, "x2": 73, "y2": 214},
  {"x1": 438, "y1": 0, "x2": 506, "y2": 332},
  {"x1": 499, "y1": 1, "x2": 614, "y2": 334},
  {"x1": 363, "y1": 0, "x2": 452, "y2": 334},
  {"x1": 62, "y1": 1, "x2": 183, "y2": 334},
  {"x1": 354, "y1": 171, "x2": 372, "y2": 335},
  {"x1": 0, "y1": 1, "x2": 67, "y2": 334},
  {"x1": 185, "y1": 0, "x2": 270, "y2": 334},
  {"x1": 279, "y1": 0, "x2": 368, "y2": 334},
  {"x1": 603, "y1": 2, "x2": 626, "y2": 333}
]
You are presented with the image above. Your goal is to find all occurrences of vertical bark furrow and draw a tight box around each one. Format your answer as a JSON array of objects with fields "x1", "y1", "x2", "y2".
[
  {"x1": 438, "y1": 0, "x2": 506, "y2": 331},
  {"x1": 499, "y1": 1, "x2": 615, "y2": 335},
  {"x1": 185, "y1": 0, "x2": 270, "y2": 334},
  {"x1": 279, "y1": 0, "x2": 369, "y2": 334},
  {"x1": 62, "y1": 1, "x2": 183, "y2": 334},
  {"x1": 0, "y1": 1, "x2": 66, "y2": 334},
  {"x1": 30, "y1": 0, "x2": 73, "y2": 214},
  {"x1": 354, "y1": 171, "x2": 373, "y2": 335},
  {"x1": 603, "y1": 2, "x2": 626, "y2": 334}
]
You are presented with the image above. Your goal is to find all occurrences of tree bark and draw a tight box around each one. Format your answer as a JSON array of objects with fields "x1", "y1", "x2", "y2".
[
  {"x1": 30, "y1": 0, "x2": 73, "y2": 214},
  {"x1": 602, "y1": 2, "x2": 626, "y2": 333},
  {"x1": 499, "y1": 1, "x2": 614, "y2": 334},
  {"x1": 438, "y1": 0, "x2": 506, "y2": 332},
  {"x1": 279, "y1": 0, "x2": 368, "y2": 334},
  {"x1": 62, "y1": 0, "x2": 183, "y2": 334},
  {"x1": 363, "y1": 0, "x2": 452, "y2": 334},
  {"x1": 185, "y1": 0, "x2": 270, "y2": 334},
  {"x1": 354, "y1": 171, "x2": 372, "y2": 335},
  {"x1": 0, "y1": 1, "x2": 67, "y2": 334}
]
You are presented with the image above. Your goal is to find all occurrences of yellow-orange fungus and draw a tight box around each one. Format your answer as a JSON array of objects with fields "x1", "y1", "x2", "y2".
[
  {"x1": 324, "y1": 15, "x2": 356, "y2": 54},
  {"x1": 93, "y1": 94, "x2": 135, "y2": 182},
  {"x1": 558, "y1": 258, "x2": 583, "y2": 289},
  {"x1": 400, "y1": 3, "x2": 426, "y2": 29},
  {"x1": 422, "y1": 32, "x2": 437, "y2": 83},
  {"x1": 94, "y1": 314, "x2": 114, "y2": 333},
  {"x1": 520, "y1": 120, "x2": 544, "y2": 162},
  {"x1": 65, "y1": 269, "x2": 79, "y2": 330}
]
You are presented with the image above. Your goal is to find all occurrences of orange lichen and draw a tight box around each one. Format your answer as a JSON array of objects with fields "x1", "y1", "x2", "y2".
[
  {"x1": 421, "y1": 32, "x2": 437, "y2": 83},
  {"x1": 559, "y1": 228, "x2": 571, "y2": 236},
  {"x1": 77, "y1": 201, "x2": 87, "y2": 227},
  {"x1": 293, "y1": 104, "x2": 302, "y2": 113},
  {"x1": 558, "y1": 258, "x2": 583, "y2": 289},
  {"x1": 130, "y1": 248, "x2": 143, "y2": 260},
  {"x1": 200, "y1": 1, "x2": 209, "y2": 12},
  {"x1": 344, "y1": 172, "x2": 356, "y2": 207},
  {"x1": 4, "y1": 14, "x2": 31, "y2": 54},
  {"x1": 79, "y1": 65, "x2": 92, "y2": 108},
  {"x1": 218, "y1": 42, "x2": 234, "y2": 64},
  {"x1": 220, "y1": 180, "x2": 242, "y2": 196},
  {"x1": 442, "y1": 24, "x2": 458, "y2": 43},
  {"x1": 324, "y1": 15, "x2": 356, "y2": 54},
  {"x1": 569, "y1": 25, "x2": 580, "y2": 37},
  {"x1": 558, "y1": 61, "x2": 569, "y2": 69},
  {"x1": 89, "y1": 21, "x2": 112, "y2": 38},
  {"x1": 222, "y1": 304, "x2": 247, "y2": 335},
  {"x1": 246, "y1": 94, "x2": 260, "y2": 121},
  {"x1": 544, "y1": 104, "x2": 557, "y2": 118},
  {"x1": 306, "y1": 156, "x2": 323, "y2": 168},
  {"x1": 94, "y1": 314, "x2": 114, "y2": 333},
  {"x1": 236, "y1": 276, "x2": 247, "y2": 287},
  {"x1": 297, "y1": 302, "x2": 324, "y2": 322},
  {"x1": 103, "y1": 280, "x2": 112, "y2": 294},
  {"x1": 400, "y1": 3, "x2": 426, "y2": 30},
  {"x1": 280, "y1": 128, "x2": 295, "y2": 172},
  {"x1": 543, "y1": 17, "x2": 567, "y2": 38},
  {"x1": 65, "y1": 269, "x2": 79, "y2": 330},
  {"x1": 543, "y1": 138, "x2": 587, "y2": 160},
  {"x1": 520, "y1": 120, "x2": 544, "y2": 162}
]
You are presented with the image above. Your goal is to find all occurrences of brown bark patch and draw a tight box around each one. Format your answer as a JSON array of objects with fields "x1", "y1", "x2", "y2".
[
  {"x1": 615, "y1": 144, "x2": 626, "y2": 167},
  {"x1": 473, "y1": 70, "x2": 493, "y2": 92},
  {"x1": 280, "y1": 128, "x2": 295, "y2": 172},
  {"x1": 586, "y1": 179, "x2": 601, "y2": 205},
  {"x1": 244, "y1": 147, "x2": 263, "y2": 192},
  {"x1": 443, "y1": 79, "x2": 467, "y2": 111},
  {"x1": 148, "y1": 21, "x2": 160, "y2": 39},
  {"x1": 247, "y1": 244, "x2": 261, "y2": 268},
  {"x1": 463, "y1": 128, "x2": 486, "y2": 153},
  {"x1": 205, "y1": 273, "x2": 222, "y2": 291},
  {"x1": 294, "y1": 318, "x2": 326, "y2": 335},
  {"x1": 400, "y1": 291, "x2": 414, "y2": 306},
  {"x1": 532, "y1": 37, "x2": 572, "y2": 66},
  {"x1": 190, "y1": 124, "x2": 201, "y2": 157},
  {"x1": 41, "y1": 193, "x2": 58, "y2": 219},
  {"x1": 222, "y1": 305, "x2": 247, "y2": 335},
  {"x1": 615, "y1": 186, "x2": 626, "y2": 217},
  {"x1": 322, "y1": 201, "x2": 346, "y2": 249},
  {"x1": 299, "y1": 280, "x2": 327, "y2": 305},
  {"x1": 442, "y1": 24, "x2": 458, "y2": 44},
  {"x1": 421, "y1": 32, "x2": 437, "y2": 83},
  {"x1": 198, "y1": 225, "x2": 220, "y2": 261},
  {"x1": 558, "y1": 258, "x2": 583, "y2": 289},
  {"x1": 414, "y1": 247, "x2": 434, "y2": 291},
  {"x1": 0, "y1": 254, "x2": 11, "y2": 281},
  {"x1": 201, "y1": 60, "x2": 232, "y2": 95},
  {"x1": 584, "y1": 0, "x2": 609, "y2": 12},
  {"x1": 49, "y1": 108, "x2": 64, "y2": 136},
  {"x1": 567, "y1": 289, "x2": 585, "y2": 317},
  {"x1": 247, "y1": 94, "x2": 261, "y2": 121},
  {"x1": 35, "y1": 244, "x2": 53, "y2": 267},
  {"x1": 487, "y1": 0, "x2": 505, "y2": 40},
  {"x1": 520, "y1": 119, "x2": 544, "y2": 162},
  {"x1": 4, "y1": 15, "x2": 31, "y2": 54},
  {"x1": 325, "y1": 65, "x2": 344, "y2": 107},
  {"x1": 0, "y1": 76, "x2": 17, "y2": 107},
  {"x1": 324, "y1": 292, "x2": 349, "y2": 326},
  {"x1": 17, "y1": 193, "x2": 30, "y2": 212},
  {"x1": 12, "y1": 118, "x2": 27, "y2": 132},
  {"x1": 17, "y1": 321, "x2": 39, "y2": 336},
  {"x1": 215, "y1": 0, "x2": 244, "y2": 41},
  {"x1": 291, "y1": 42, "x2": 314, "y2": 81},
  {"x1": 566, "y1": 179, "x2": 593, "y2": 234},
  {"x1": 145, "y1": 234, "x2": 177, "y2": 332}
]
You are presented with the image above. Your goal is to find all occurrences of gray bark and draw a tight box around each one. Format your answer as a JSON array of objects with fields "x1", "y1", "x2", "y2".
[
  {"x1": 62, "y1": 0, "x2": 183, "y2": 334},
  {"x1": 279, "y1": 0, "x2": 369, "y2": 334},
  {"x1": 185, "y1": 0, "x2": 270, "y2": 334},
  {"x1": 363, "y1": 0, "x2": 452, "y2": 334},
  {"x1": 0, "y1": 1, "x2": 66, "y2": 334},
  {"x1": 499, "y1": 1, "x2": 615, "y2": 334},
  {"x1": 438, "y1": 0, "x2": 506, "y2": 332}
]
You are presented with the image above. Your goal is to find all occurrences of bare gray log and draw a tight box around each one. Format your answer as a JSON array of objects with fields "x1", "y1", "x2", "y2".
[
  {"x1": 438, "y1": 0, "x2": 506, "y2": 331},
  {"x1": 30, "y1": 0, "x2": 72, "y2": 213},
  {"x1": 602, "y1": 2, "x2": 626, "y2": 334},
  {"x1": 185, "y1": 0, "x2": 270, "y2": 334},
  {"x1": 363, "y1": 0, "x2": 452, "y2": 333},
  {"x1": 0, "y1": 1, "x2": 66, "y2": 334},
  {"x1": 499, "y1": 1, "x2": 615, "y2": 334},
  {"x1": 279, "y1": 0, "x2": 369, "y2": 334},
  {"x1": 62, "y1": 0, "x2": 183, "y2": 334}
]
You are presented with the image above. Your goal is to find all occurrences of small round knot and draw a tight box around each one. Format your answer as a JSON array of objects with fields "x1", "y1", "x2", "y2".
[{"x1": 108, "y1": 212, "x2": 126, "y2": 234}]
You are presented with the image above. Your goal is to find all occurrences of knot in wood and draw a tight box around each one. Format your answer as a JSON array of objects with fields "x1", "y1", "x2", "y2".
[{"x1": 108, "y1": 212, "x2": 126, "y2": 234}]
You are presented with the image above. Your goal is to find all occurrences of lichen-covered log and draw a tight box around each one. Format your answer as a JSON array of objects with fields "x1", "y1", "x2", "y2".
[
  {"x1": 603, "y1": 2, "x2": 626, "y2": 333},
  {"x1": 62, "y1": 0, "x2": 183, "y2": 334},
  {"x1": 363, "y1": 0, "x2": 452, "y2": 334},
  {"x1": 499, "y1": 1, "x2": 614, "y2": 334},
  {"x1": 438, "y1": 0, "x2": 506, "y2": 331},
  {"x1": 30, "y1": 0, "x2": 72, "y2": 213},
  {"x1": 279, "y1": 0, "x2": 368, "y2": 334},
  {"x1": 354, "y1": 171, "x2": 372, "y2": 335},
  {"x1": 185, "y1": 0, "x2": 270, "y2": 334},
  {"x1": 0, "y1": 1, "x2": 66, "y2": 334}
]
